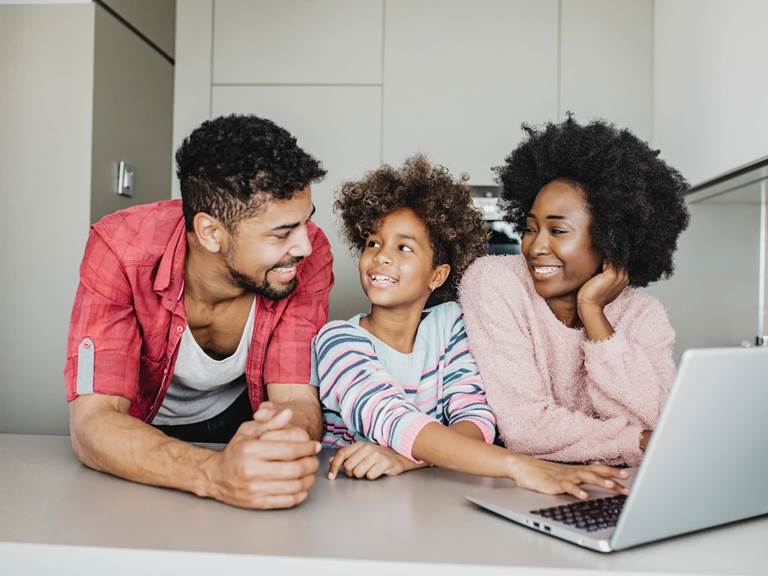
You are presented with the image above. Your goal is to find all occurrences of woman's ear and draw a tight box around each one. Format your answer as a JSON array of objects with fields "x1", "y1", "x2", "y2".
[
  {"x1": 429, "y1": 263, "x2": 451, "y2": 292},
  {"x1": 192, "y1": 212, "x2": 226, "y2": 254}
]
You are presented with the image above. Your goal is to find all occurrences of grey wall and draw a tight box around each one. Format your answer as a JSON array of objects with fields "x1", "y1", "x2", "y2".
[
  {"x1": 644, "y1": 185, "x2": 764, "y2": 360},
  {"x1": 174, "y1": 0, "x2": 654, "y2": 322},
  {"x1": 0, "y1": 1, "x2": 175, "y2": 434},
  {"x1": 91, "y1": 2, "x2": 175, "y2": 222},
  {"x1": 101, "y1": 0, "x2": 176, "y2": 57},
  {"x1": 0, "y1": 4, "x2": 94, "y2": 434}
]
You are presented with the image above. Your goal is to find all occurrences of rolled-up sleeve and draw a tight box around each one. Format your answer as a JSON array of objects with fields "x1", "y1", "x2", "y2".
[{"x1": 64, "y1": 231, "x2": 141, "y2": 402}]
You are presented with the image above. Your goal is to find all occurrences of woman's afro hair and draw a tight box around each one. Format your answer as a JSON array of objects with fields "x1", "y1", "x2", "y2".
[
  {"x1": 495, "y1": 115, "x2": 690, "y2": 287},
  {"x1": 175, "y1": 114, "x2": 326, "y2": 231},
  {"x1": 335, "y1": 155, "x2": 488, "y2": 303}
]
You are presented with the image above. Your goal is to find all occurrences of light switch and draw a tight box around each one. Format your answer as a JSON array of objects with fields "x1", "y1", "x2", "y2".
[{"x1": 117, "y1": 161, "x2": 135, "y2": 197}]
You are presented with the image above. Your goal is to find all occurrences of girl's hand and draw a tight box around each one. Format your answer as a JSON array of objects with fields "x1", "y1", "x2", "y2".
[
  {"x1": 508, "y1": 454, "x2": 629, "y2": 500},
  {"x1": 576, "y1": 262, "x2": 629, "y2": 311},
  {"x1": 328, "y1": 442, "x2": 422, "y2": 480}
]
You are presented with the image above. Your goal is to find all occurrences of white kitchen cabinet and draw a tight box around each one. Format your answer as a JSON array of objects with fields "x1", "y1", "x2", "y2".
[
  {"x1": 213, "y1": 0, "x2": 383, "y2": 85},
  {"x1": 382, "y1": 0, "x2": 559, "y2": 184},
  {"x1": 560, "y1": 0, "x2": 653, "y2": 141}
]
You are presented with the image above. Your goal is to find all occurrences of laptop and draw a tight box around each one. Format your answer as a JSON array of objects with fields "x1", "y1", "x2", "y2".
[{"x1": 466, "y1": 347, "x2": 768, "y2": 552}]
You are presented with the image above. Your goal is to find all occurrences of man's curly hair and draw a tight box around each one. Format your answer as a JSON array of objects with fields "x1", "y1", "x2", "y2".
[
  {"x1": 495, "y1": 116, "x2": 690, "y2": 287},
  {"x1": 176, "y1": 114, "x2": 326, "y2": 232},
  {"x1": 335, "y1": 155, "x2": 488, "y2": 303}
]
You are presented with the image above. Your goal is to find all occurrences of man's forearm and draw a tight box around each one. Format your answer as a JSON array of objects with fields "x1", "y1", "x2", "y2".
[
  {"x1": 278, "y1": 400, "x2": 323, "y2": 441},
  {"x1": 70, "y1": 404, "x2": 217, "y2": 497}
]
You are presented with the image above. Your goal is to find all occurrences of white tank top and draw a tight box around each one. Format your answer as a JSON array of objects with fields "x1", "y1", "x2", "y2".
[{"x1": 152, "y1": 297, "x2": 256, "y2": 425}]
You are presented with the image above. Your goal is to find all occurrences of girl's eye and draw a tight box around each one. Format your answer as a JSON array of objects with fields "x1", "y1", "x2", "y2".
[
  {"x1": 400, "y1": 245, "x2": 413, "y2": 253},
  {"x1": 366, "y1": 239, "x2": 380, "y2": 249},
  {"x1": 274, "y1": 232, "x2": 290, "y2": 240}
]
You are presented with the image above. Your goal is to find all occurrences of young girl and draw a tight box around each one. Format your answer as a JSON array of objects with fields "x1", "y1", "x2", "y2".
[
  {"x1": 460, "y1": 116, "x2": 690, "y2": 466},
  {"x1": 311, "y1": 155, "x2": 628, "y2": 500}
]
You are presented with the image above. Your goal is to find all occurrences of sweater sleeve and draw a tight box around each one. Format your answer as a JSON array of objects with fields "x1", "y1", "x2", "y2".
[
  {"x1": 582, "y1": 297, "x2": 676, "y2": 430},
  {"x1": 314, "y1": 322, "x2": 435, "y2": 462},
  {"x1": 441, "y1": 311, "x2": 496, "y2": 444},
  {"x1": 459, "y1": 258, "x2": 644, "y2": 465}
]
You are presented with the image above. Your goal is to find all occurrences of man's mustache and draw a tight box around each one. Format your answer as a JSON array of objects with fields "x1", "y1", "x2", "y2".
[{"x1": 270, "y1": 257, "x2": 303, "y2": 270}]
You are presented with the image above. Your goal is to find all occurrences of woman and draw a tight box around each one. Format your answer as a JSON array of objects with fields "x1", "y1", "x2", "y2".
[{"x1": 460, "y1": 116, "x2": 690, "y2": 466}]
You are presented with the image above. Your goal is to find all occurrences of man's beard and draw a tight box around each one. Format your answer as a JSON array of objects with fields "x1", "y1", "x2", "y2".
[{"x1": 227, "y1": 258, "x2": 302, "y2": 301}]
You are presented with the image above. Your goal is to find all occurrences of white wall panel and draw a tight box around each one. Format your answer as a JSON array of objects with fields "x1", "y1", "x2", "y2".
[
  {"x1": 644, "y1": 186, "x2": 763, "y2": 360},
  {"x1": 0, "y1": 4, "x2": 94, "y2": 433},
  {"x1": 560, "y1": 0, "x2": 653, "y2": 141},
  {"x1": 383, "y1": 0, "x2": 559, "y2": 184},
  {"x1": 212, "y1": 85, "x2": 381, "y2": 320},
  {"x1": 213, "y1": 0, "x2": 383, "y2": 85},
  {"x1": 654, "y1": 0, "x2": 768, "y2": 185},
  {"x1": 172, "y1": 0, "x2": 213, "y2": 197}
]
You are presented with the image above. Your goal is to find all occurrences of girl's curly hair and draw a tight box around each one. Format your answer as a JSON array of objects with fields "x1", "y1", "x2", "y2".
[
  {"x1": 495, "y1": 115, "x2": 690, "y2": 287},
  {"x1": 335, "y1": 155, "x2": 488, "y2": 303}
]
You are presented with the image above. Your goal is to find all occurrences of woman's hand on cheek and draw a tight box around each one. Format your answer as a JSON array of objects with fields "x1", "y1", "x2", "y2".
[{"x1": 576, "y1": 262, "x2": 629, "y2": 311}]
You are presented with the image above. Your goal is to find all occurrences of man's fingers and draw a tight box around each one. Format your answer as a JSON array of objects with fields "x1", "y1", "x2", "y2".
[
  {"x1": 235, "y1": 409, "x2": 293, "y2": 439},
  {"x1": 247, "y1": 455, "x2": 320, "y2": 481},
  {"x1": 242, "y1": 491, "x2": 310, "y2": 510},
  {"x1": 259, "y1": 427, "x2": 310, "y2": 443},
  {"x1": 252, "y1": 402, "x2": 278, "y2": 422},
  {"x1": 244, "y1": 439, "x2": 320, "y2": 461},
  {"x1": 246, "y1": 475, "x2": 316, "y2": 496}
]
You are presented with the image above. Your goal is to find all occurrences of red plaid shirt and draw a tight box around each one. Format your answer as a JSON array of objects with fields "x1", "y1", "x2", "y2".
[{"x1": 64, "y1": 200, "x2": 334, "y2": 422}]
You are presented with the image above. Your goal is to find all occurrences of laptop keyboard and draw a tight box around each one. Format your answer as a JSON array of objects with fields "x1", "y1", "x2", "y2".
[{"x1": 531, "y1": 495, "x2": 626, "y2": 532}]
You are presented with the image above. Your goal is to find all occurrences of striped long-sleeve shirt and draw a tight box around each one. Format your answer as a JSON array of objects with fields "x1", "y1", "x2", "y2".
[{"x1": 311, "y1": 301, "x2": 496, "y2": 462}]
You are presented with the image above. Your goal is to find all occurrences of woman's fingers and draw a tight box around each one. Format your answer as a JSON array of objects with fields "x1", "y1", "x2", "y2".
[
  {"x1": 573, "y1": 469, "x2": 626, "y2": 494},
  {"x1": 560, "y1": 480, "x2": 589, "y2": 500}
]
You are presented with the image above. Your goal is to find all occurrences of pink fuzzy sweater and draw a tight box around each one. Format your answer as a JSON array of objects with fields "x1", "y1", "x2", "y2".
[{"x1": 459, "y1": 255, "x2": 676, "y2": 466}]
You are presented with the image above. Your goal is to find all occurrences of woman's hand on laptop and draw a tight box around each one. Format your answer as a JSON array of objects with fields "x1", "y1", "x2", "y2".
[{"x1": 507, "y1": 455, "x2": 629, "y2": 500}]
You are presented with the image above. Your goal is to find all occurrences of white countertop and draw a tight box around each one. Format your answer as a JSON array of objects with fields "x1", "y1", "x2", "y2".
[{"x1": 0, "y1": 434, "x2": 765, "y2": 575}]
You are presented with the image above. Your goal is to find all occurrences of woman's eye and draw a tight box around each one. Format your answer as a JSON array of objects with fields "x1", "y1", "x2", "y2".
[
  {"x1": 366, "y1": 239, "x2": 380, "y2": 248},
  {"x1": 400, "y1": 245, "x2": 413, "y2": 253},
  {"x1": 274, "y1": 232, "x2": 290, "y2": 240},
  {"x1": 551, "y1": 228, "x2": 567, "y2": 235}
]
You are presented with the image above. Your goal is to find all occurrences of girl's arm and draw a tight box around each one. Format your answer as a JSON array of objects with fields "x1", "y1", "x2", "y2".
[
  {"x1": 414, "y1": 422, "x2": 629, "y2": 499},
  {"x1": 315, "y1": 322, "x2": 436, "y2": 462},
  {"x1": 440, "y1": 311, "x2": 496, "y2": 443}
]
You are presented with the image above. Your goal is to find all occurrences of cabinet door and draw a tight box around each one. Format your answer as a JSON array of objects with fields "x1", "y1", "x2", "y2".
[
  {"x1": 383, "y1": 0, "x2": 559, "y2": 183},
  {"x1": 213, "y1": 0, "x2": 383, "y2": 85},
  {"x1": 560, "y1": 0, "x2": 653, "y2": 141}
]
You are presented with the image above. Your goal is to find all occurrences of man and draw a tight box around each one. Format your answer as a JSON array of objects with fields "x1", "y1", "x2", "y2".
[{"x1": 65, "y1": 115, "x2": 334, "y2": 509}]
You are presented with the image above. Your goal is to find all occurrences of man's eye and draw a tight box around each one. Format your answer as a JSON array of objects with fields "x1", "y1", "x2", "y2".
[{"x1": 523, "y1": 227, "x2": 535, "y2": 234}]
